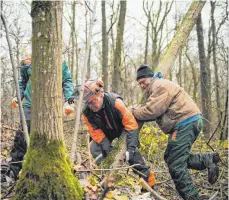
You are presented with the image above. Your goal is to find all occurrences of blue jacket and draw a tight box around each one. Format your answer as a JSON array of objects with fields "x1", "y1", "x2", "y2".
[{"x1": 19, "y1": 60, "x2": 73, "y2": 107}]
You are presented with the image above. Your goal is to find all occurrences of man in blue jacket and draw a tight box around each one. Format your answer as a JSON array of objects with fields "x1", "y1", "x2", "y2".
[{"x1": 10, "y1": 56, "x2": 73, "y2": 176}]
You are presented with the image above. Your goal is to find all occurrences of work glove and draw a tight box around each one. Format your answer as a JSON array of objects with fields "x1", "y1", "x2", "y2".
[
  {"x1": 67, "y1": 97, "x2": 75, "y2": 104},
  {"x1": 125, "y1": 148, "x2": 135, "y2": 163},
  {"x1": 99, "y1": 137, "x2": 112, "y2": 158},
  {"x1": 68, "y1": 85, "x2": 81, "y2": 104},
  {"x1": 63, "y1": 101, "x2": 74, "y2": 116},
  {"x1": 11, "y1": 97, "x2": 18, "y2": 108}
]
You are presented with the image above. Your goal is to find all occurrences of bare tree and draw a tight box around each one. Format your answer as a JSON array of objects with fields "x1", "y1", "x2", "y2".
[
  {"x1": 112, "y1": 0, "x2": 126, "y2": 93},
  {"x1": 71, "y1": 0, "x2": 76, "y2": 76},
  {"x1": 143, "y1": 0, "x2": 173, "y2": 70},
  {"x1": 142, "y1": 0, "x2": 153, "y2": 64},
  {"x1": 70, "y1": 1, "x2": 97, "y2": 163},
  {"x1": 196, "y1": 13, "x2": 210, "y2": 134},
  {"x1": 102, "y1": 1, "x2": 109, "y2": 91},
  {"x1": 211, "y1": 1, "x2": 221, "y2": 122},
  {"x1": 185, "y1": 51, "x2": 199, "y2": 102}
]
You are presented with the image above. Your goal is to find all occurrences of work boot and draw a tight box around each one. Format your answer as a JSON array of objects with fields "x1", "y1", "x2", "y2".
[
  {"x1": 203, "y1": 152, "x2": 220, "y2": 184},
  {"x1": 141, "y1": 171, "x2": 157, "y2": 193}
]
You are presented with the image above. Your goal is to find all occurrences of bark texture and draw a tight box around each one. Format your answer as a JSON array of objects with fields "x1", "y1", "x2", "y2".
[
  {"x1": 196, "y1": 13, "x2": 210, "y2": 134},
  {"x1": 14, "y1": 2, "x2": 83, "y2": 199}
]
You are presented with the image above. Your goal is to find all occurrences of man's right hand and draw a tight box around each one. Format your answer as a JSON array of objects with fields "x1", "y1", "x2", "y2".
[{"x1": 11, "y1": 97, "x2": 18, "y2": 108}]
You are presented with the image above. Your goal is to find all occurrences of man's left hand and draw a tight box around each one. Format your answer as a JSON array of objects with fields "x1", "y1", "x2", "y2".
[{"x1": 125, "y1": 149, "x2": 135, "y2": 162}]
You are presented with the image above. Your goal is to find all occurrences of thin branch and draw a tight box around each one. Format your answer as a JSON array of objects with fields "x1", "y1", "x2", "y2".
[
  {"x1": 140, "y1": 178, "x2": 167, "y2": 200},
  {"x1": 85, "y1": 0, "x2": 93, "y2": 13},
  {"x1": 1, "y1": 13, "x2": 30, "y2": 147},
  {"x1": 77, "y1": 164, "x2": 141, "y2": 172},
  {"x1": 70, "y1": 1, "x2": 97, "y2": 162}
]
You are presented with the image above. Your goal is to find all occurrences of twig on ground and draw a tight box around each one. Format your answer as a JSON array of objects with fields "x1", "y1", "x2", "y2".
[
  {"x1": 77, "y1": 164, "x2": 141, "y2": 172},
  {"x1": 209, "y1": 191, "x2": 218, "y2": 200},
  {"x1": 140, "y1": 178, "x2": 167, "y2": 200}
]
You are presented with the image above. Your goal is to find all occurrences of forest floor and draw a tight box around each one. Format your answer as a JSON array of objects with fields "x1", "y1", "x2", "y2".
[{"x1": 1, "y1": 118, "x2": 228, "y2": 200}]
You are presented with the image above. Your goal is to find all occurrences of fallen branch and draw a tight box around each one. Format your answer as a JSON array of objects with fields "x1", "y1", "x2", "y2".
[
  {"x1": 77, "y1": 164, "x2": 141, "y2": 172},
  {"x1": 209, "y1": 191, "x2": 218, "y2": 200},
  {"x1": 140, "y1": 178, "x2": 168, "y2": 200}
]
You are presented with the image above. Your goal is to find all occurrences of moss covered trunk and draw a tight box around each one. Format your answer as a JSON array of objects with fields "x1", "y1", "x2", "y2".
[
  {"x1": 13, "y1": 2, "x2": 83, "y2": 199},
  {"x1": 14, "y1": 133, "x2": 83, "y2": 199}
]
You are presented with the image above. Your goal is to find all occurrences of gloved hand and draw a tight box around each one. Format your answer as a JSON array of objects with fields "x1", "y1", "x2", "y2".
[
  {"x1": 68, "y1": 85, "x2": 81, "y2": 104},
  {"x1": 67, "y1": 97, "x2": 75, "y2": 104},
  {"x1": 63, "y1": 101, "x2": 74, "y2": 116},
  {"x1": 11, "y1": 97, "x2": 18, "y2": 108},
  {"x1": 99, "y1": 137, "x2": 112, "y2": 158},
  {"x1": 125, "y1": 149, "x2": 135, "y2": 163}
]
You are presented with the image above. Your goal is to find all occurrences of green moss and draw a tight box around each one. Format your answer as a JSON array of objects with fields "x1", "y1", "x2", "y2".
[
  {"x1": 13, "y1": 132, "x2": 84, "y2": 200},
  {"x1": 87, "y1": 176, "x2": 98, "y2": 186},
  {"x1": 115, "y1": 174, "x2": 136, "y2": 191}
]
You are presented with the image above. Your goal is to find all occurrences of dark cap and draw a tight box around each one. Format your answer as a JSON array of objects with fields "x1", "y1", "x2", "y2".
[{"x1": 136, "y1": 64, "x2": 154, "y2": 81}]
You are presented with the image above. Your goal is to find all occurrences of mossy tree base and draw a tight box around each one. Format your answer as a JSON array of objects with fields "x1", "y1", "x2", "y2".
[{"x1": 13, "y1": 132, "x2": 83, "y2": 200}]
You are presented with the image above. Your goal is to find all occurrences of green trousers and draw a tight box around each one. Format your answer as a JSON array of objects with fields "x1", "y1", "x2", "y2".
[{"x1": 164, "y1": 119, "x2": 206, "y2": 200}]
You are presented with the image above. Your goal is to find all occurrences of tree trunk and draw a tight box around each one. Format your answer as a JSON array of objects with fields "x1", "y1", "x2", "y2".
[
  {"x1": 71, "y1": 0, "x2": 76, "y2": 76},
  {"x1": 211, "y1": 1, "x2": 221, "y2": 122},
  {"x1": 220, "y1": 89, "x2": 228, "y2": 140},
  {"x1": 102, "y1": 1, "x2": 108, "y2": 91},
  {"x1": 185, "y1": 51, "x2": 198, "y2": 102},
  {"x1": 206, "y1": 19, "x2": 212, "y2": 111},
  {"x1": 144, "y1": 17, "x2": 150, "y2": 64},
  {"x1": 13, "y1": 2, "x2": 83, "y2": 199},
  {"x1": 176, "y1": 49, "x2": 182, "y2": 87},
  {"x1": 86, "y1": 46, "x2": 91, "y2": 79},
  {"x1": 196, "y1": 13, "x2": 210, "y2": 134},
  {"x1": 75, "y1": 35, "x2": 79, "y2": 85},
  {"x1": 112, "y1": 0, "x2": 126, "y2": 93},
  {"x1": 157, "y1": 1, "x2": 206, "y2": 76}
]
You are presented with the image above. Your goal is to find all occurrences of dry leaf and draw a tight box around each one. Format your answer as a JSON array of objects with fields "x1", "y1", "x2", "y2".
[{"x1": 106, "y1": 191, "x2": 113, "y2": 199}]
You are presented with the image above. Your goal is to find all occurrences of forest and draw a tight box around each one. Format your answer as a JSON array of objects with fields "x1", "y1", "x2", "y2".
[{"x1": 0, "y1": 0, "x2": 228, "y2": 200}]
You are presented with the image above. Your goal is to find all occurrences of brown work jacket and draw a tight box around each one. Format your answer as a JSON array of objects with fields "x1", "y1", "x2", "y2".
[{"x1": 133, "y1": 78, "x2": 201, "y2": 133}]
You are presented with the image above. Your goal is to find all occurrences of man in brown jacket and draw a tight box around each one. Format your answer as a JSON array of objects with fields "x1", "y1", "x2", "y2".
[{"x1": 132, "y1": 64, "x2": 220, "y2": 200}]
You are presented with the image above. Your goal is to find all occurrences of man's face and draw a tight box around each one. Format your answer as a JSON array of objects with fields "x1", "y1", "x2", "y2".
[
  {"x1": 88, "y1": 93, "x2": 104, "y2": 112},
  {"x1": 137, "y1": 77, "x2": 152, "y2": 92}
]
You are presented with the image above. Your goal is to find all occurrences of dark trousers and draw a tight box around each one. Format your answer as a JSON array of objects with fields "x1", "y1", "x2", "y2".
[
  {"x1": 164, "y1": 119, "x2": 207, "y2": 200},
  {"x1": 90, "y1": 137, "x2": 150, "y2": 182},
  {"x1": 10, "y1": 107, "x2": 31, "y2": 176}
]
